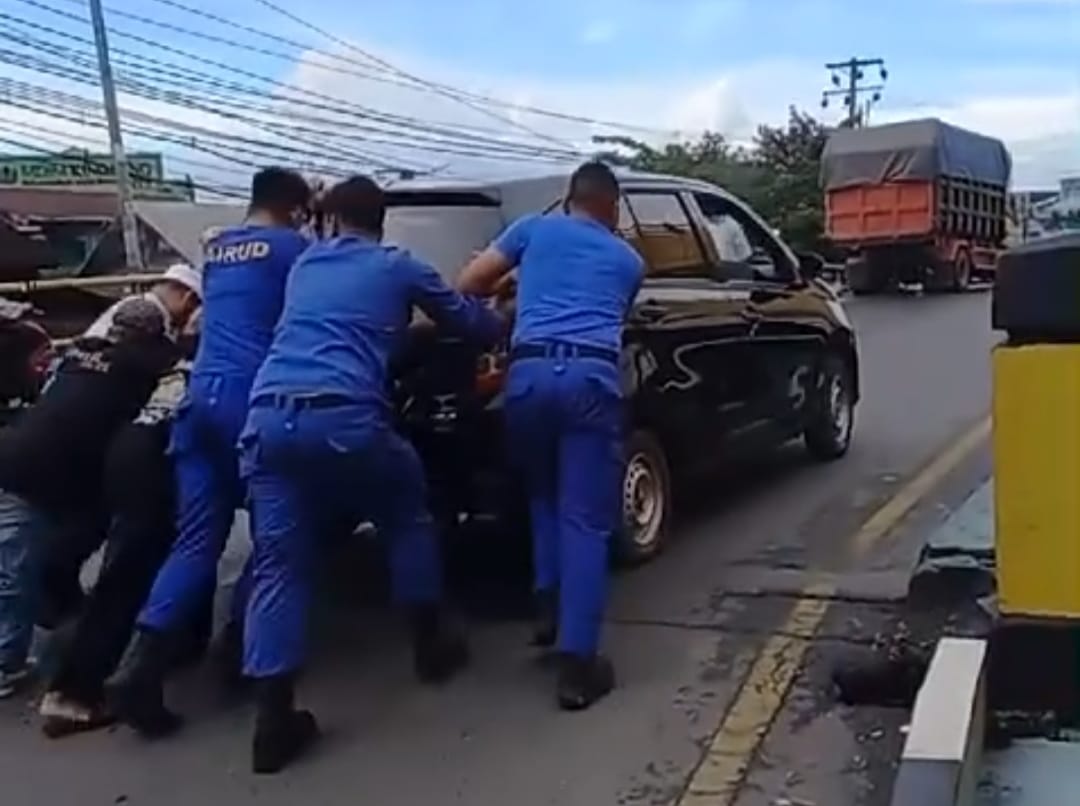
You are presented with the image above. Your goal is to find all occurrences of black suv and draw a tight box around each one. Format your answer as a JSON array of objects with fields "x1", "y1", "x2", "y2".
[{"x1": 388, "y1": 171, "x2": 859, "y2": 565}]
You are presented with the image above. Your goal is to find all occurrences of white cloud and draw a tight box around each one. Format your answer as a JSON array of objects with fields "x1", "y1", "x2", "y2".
[
  {"x1": 3, "y1": 35, "x2": 1073, "y2": 197},
  {"x1": 284, "y1": 42, "x2": 1078, "y2": 188}
]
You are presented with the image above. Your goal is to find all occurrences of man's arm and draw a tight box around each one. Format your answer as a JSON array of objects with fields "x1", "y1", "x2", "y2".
[
  {"x1": 456, "y1": 215, "x2": 535, "y2": 296},
  {"x1": 406, "y1": 255, "x2": 506, "y2": 348}
]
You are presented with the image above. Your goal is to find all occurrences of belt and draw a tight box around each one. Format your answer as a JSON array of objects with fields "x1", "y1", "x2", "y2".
[
  {"x1": 510, "y1": 341, "x2": 620, "y2": 366},
  {"x1": 250, "y1": 392, "x2": 356, "y2": 410}
]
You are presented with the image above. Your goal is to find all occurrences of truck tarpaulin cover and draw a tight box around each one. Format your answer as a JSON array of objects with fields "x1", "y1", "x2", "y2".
[{"x1": 821, "y1": 118, "x2": 1011, "y2": 191}]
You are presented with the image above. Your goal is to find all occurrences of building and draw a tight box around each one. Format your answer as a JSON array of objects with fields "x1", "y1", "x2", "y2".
[
  {"x1": 1009, "y1": 179, "x2": 1080, "y2": 244},
  {"x1": 0, "y1": 185, "x2": 243, "y2": 282}
]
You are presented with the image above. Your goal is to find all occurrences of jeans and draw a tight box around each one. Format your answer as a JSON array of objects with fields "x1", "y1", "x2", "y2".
[{"x1": 0, "y1": 489, "x2": 44, "y2": 672}]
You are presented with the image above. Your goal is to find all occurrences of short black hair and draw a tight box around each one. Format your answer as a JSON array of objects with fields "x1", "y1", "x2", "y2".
[
  {"x1": 323, "y1": 175, "x2": 386, "y2": 234},
  {"x1": 567, "y1": 160, "x2": 620, "y2": 203},
  {"x1": 250, "y1": 167, "x2": 311, "y2": 215}
]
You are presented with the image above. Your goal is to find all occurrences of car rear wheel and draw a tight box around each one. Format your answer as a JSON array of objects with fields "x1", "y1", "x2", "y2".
[
  {"x1": 804, "y1": 354, "x2": 855, "y2": 461},
  {"x1": 615, "y1": 430, "x2": 671, "y2": 566}
]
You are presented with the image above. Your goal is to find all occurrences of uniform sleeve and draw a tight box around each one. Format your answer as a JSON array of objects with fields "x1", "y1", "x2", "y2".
[
  {"x1": 491, "y1": 215, "x2": 538, "y2": 265},
  {"x1": 403, "y1": 255, "x2": 505, "y2": 347}
]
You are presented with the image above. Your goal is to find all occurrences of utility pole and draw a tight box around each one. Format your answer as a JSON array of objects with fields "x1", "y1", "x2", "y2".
[
  {"x1": 821, "y1": 57, "x2": 888, "y2": 128},
  {"x1": 87, "y1": 0, "x2": 143, "y2": 269}
]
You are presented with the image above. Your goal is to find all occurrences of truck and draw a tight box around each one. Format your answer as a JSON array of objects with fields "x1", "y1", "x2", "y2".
[{"x1": 821, "y1": 118, "x2": 1011, "y2": 295}]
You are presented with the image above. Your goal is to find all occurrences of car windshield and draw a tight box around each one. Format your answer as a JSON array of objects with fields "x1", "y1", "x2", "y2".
[{"x1": 383, "y1": 193, "x2": 504, "y2": 282}]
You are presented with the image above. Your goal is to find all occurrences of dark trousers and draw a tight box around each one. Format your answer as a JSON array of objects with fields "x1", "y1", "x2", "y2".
[{"x1": 47, "y1": 422, "x2": 213, "y2": 704}]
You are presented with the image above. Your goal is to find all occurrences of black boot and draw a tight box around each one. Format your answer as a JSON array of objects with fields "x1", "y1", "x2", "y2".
[
  {"x1": 410, "y1": 604, "x2": 470, "y2": 685},
  {"x1": 557, "y1": 653, "x2": 615, "y2": 711},
  {"x1": 531, "y1": 589, "x2": 558, "y2": 649},
  {"x1": 252, "y1": 675, "x2": 319, "y2": 775},
  {"x1": 105, "y1": 628, "x2": 183, "y2": 739}
]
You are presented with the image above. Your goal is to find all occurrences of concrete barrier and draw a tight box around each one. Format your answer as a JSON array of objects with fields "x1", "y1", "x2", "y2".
[{"x1": 890, "y1": 637, "x2": 988, "y2": 806}]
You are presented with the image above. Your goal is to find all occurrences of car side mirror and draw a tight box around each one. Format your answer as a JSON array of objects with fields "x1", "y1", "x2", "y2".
[{"x1": 797, "y1": 252, "x2": 824, "y2": 279}]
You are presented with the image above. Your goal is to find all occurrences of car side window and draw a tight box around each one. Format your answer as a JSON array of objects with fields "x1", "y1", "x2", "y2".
[
  {"x1": 694, "y1": 193, "x2": 792, "y2": 282},
  {"x1": 625, "y1": 192, "x2": 708, "y2": 278}
]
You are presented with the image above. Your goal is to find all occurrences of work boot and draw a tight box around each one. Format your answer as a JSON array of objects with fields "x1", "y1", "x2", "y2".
[
  {"x1": 252, "y1": 675, "x2": 319, "y2": 775},
  {"x1": 105, "y1": 628, "x2": 183, "y2": 739},
  {"x1": 410, "y1": 604, "x2": 470, "y2": 685},
  {"x1": 557, "y1": 653, "x2": 615, "y2": 711},
  {"x1": 531, "y1": 589, "x2": 558, "y2": 649}
]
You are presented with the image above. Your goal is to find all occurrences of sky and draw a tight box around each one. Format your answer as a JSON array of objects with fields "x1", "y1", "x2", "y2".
[{"x1": 1, "y1": 0, "x2": 1077, "y2": 189}]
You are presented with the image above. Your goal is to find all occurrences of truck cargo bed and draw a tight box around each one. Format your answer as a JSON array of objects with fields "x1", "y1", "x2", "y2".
[{"x1": 826, "y1": 177, "x2": 1008, "y2": 245}]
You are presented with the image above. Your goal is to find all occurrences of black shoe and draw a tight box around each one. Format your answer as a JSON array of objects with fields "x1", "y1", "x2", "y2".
[
  {"x1": 531, "y1": 589, "x2": 558, "y2": 649},
  {"x1": 557, "y1": 654, "x2": 615, "y2": 711},
  {"x1": 105, "y1": 628, "x2": 183, "y2": 739},
  {"x1": 411, "y1": 604, "x2": 470, "y2": 685},
  {"x1": 252, "y1": 675, "x2": 319, "y2": 775}
]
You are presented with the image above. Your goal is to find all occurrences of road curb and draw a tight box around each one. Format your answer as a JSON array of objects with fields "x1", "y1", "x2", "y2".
[{"x1": 890, "y1": 637, "x2": 988, "y2": 806}]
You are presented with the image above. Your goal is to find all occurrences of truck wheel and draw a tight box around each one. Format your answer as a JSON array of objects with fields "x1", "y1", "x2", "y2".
[
  {"x1": 615, "y1": 430, "x2": 672, "y2": 566},
  {"x1": 805, "y1": 354, "x2": 855, "y2": 461},
  {"x1": 847, "y1": 259, "x2": 884, "y2": 296},
  {"x1": 950, "y1": 250, "x2": 972, "y2": 293}
]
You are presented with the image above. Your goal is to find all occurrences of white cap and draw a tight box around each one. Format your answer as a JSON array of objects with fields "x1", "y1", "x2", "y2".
[{"x1": 162, "y1": 263, "x2": 203, "y2": 301}]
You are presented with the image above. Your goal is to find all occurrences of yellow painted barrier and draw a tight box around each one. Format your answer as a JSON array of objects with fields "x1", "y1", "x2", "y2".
[{"x1": 994, "y1": 343, "x2": 1080, "y2": 618}]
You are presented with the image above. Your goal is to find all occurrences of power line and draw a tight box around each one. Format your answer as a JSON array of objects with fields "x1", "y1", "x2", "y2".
[
  {"x1": 9, "y1": 0, "x2": 583, "y2": 162},
  {"x1": 1, "y1": 34, "x2": 581, "y2": 168},
  {"x1": 248, "y1": 0, "x2": 575, "y2": 150},
  {"x1": 821, "y1": 57, "x2": 888, "y2": 128},
  {"x1": 0, "y1": 114, "x2": 255, "y2": 181},
  {"x1": 88, "y1": 0, "x2": 142, "y2": 267},
  {"x1": 0, "y1": 127, "x2": 249, "y2": 199},
  {"x1": 10, "y1": 26, "x2": 578, "y2": 161},
  {"x1": 144, "y1": 0, "x2": 673, "y2": 136}
]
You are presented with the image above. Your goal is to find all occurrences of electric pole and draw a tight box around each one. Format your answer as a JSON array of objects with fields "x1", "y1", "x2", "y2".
[
  {"x1": 821, "y1": 58, "x2": 888, "y2": 128},
  {"x1": 87, "y1": 0, "x2": 143, "y2": 269}
]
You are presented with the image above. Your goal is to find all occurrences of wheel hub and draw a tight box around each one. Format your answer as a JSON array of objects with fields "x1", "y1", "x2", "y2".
[
  {"x1": 623, "y1": 453, "x2": 663, "y2": 547},
  {"x1": 829, "y1": 374, "x2": 851, "y2": 438}
]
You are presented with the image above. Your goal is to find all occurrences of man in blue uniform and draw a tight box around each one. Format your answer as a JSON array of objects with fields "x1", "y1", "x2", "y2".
[
  {"x1": 239, "y1": 176, "x2": 504, "y2": 774},
  {"x1": 109, "y1": 167, "x2": 312, "y2": 737},
  {"x1": 458, "y1": 161, "x2": 644, "y2": 711}
]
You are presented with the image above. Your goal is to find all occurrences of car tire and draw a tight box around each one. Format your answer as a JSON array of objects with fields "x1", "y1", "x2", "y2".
[
  {"x1": 804, "y1": 354, "x2": 855, "y2": 461},
  {"x1": 615, "y1": 430, "x2": 672, "y2": 566}
]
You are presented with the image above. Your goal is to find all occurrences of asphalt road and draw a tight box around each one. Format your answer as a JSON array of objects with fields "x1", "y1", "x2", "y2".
[{"x1": 0, "y1": 290, "x2": 998, "y2": 806}]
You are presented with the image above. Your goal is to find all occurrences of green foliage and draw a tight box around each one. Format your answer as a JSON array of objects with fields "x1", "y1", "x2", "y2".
[{"x1": 593, "y1": 107, "x2": 830, "y2": 252}]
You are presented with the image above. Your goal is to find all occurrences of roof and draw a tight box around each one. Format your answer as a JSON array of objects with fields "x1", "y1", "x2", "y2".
[
  {"x1": 0, "y1": 186, "x2": 118, "y2": 219},
  {"x1": 385, "y1": 169, "x2": 746, "y2": 221},
  {"x1": 133, "y1": 200, "x2": 245, "y2": 266}
]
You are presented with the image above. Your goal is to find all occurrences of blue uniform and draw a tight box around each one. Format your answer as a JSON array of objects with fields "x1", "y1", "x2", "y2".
[
  {"x1": 240, "y1": 235, "x2": 502, "y2": 677},
  {"x1": 138, "y1": 225, "x2": 308, "y2": 634},
  {"x1": 495, "y1": 213, "x2": 643, "y2": 656}
]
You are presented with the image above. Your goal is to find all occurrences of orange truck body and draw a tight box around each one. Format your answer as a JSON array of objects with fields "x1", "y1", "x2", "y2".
[
  {"x1": 826, "y1": 180, "x2": 937, "y2": 243},
  {"x1": 821, "y1": 119, "x2": 1011, "y2": 291}
]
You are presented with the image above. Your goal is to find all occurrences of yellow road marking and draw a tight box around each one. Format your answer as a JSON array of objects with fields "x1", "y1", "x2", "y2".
[
  {"x1": 677, "y1": 415, "x2": 992, "y2": 805},
  {"x1": 850, "y1": 416, "x2": 992, "y2": 557}
]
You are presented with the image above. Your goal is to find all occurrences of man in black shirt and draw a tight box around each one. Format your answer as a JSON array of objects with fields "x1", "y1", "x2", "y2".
[{"x1": 0, "y1": 299, "x2": 177, "y2": 698}]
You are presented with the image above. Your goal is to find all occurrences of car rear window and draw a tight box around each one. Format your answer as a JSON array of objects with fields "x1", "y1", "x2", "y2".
[{"x1": 384, "y1": 191, "x2": 503, "y2": 282}]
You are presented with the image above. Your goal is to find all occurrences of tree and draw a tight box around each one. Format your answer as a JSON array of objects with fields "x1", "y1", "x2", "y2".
[{"x1": 593, "y1": 108, "x2": 830, "y2": 252}]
